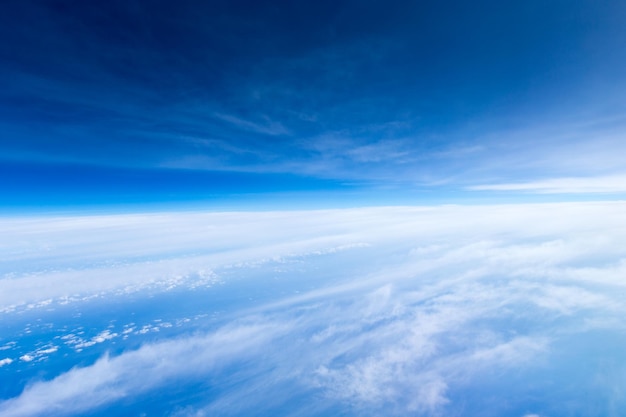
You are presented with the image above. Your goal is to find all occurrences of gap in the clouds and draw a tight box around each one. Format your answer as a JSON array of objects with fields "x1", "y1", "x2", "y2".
[
  {"x1": 0, "y1": 160, "x2": 363, "y2": 213},
  {"x1": 4, "y1": 160, "x2": 626, "y2": 215}
]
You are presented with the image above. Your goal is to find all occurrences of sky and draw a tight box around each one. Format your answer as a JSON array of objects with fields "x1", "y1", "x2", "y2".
[
  {"x1": 3, "y1": 4, "x2": 626, "y2": 415},
  {"x1": 2, "y1": 0, "x2": 626, "y2": 209}
]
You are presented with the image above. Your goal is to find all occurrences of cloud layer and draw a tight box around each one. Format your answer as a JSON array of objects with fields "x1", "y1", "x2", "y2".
[{"x1": 2, "y1": 202, "x2": 626, "y2": 416}]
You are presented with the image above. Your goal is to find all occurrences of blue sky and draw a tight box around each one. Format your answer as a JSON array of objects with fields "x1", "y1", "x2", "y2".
[{"x1": 2, "y1": 0, "x2": 626, "y2": 208}]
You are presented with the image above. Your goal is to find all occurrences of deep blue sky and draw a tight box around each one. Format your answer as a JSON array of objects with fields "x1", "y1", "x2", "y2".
[{"x1": 2, "y1": 0, "x2": 626, "y2": 208}]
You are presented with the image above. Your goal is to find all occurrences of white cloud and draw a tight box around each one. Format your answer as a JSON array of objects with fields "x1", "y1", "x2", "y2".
[
  {"x1": 0, "y1": 322, "x2": 287, "y2": 417},
  {"x1": 2, "y1": 202, "x2": 626, "y2": 415},
  {"x1": 468, "y1": 174, "x2": 626, "y2": 193},
  {"x1": 72, "y1": 330, "x2": 119, "y2": 350},
  {"x1": 213, "y1": 113, "x2": 290, "y2": 136},
  {"x1": 0, "y1": 342, "x2": 16, "y2": 351},
  {"x1": 0, "y1": 358, "x2": 13, "y2": 367}
]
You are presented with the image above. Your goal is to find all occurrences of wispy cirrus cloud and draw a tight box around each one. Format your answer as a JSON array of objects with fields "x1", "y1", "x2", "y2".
[
  {"x1": 2, "y1": 0, "x2": 626, "y2": 198},
  {"x1": 0, "y1": 322, "x2": 287, "y2": 417},
  {"x1": 468, "y1": 174, "x2": 626, "y2": 194},
  {"x1": 213, "y1": 113, "x2": 291, "y2": 136}
]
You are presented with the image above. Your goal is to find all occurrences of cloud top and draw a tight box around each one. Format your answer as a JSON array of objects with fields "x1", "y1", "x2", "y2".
[{"x1": 2, "y1": 202, "x2": 626, "y2": 416}]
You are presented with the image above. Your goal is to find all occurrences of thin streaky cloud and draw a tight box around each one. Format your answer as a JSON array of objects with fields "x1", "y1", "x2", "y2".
[
  {"x1": 213, "y1": 113, "x2": 291, "y2": 136},
  {"x1": 468, "y1": 174, "x2": 626, "y2": 194}
]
